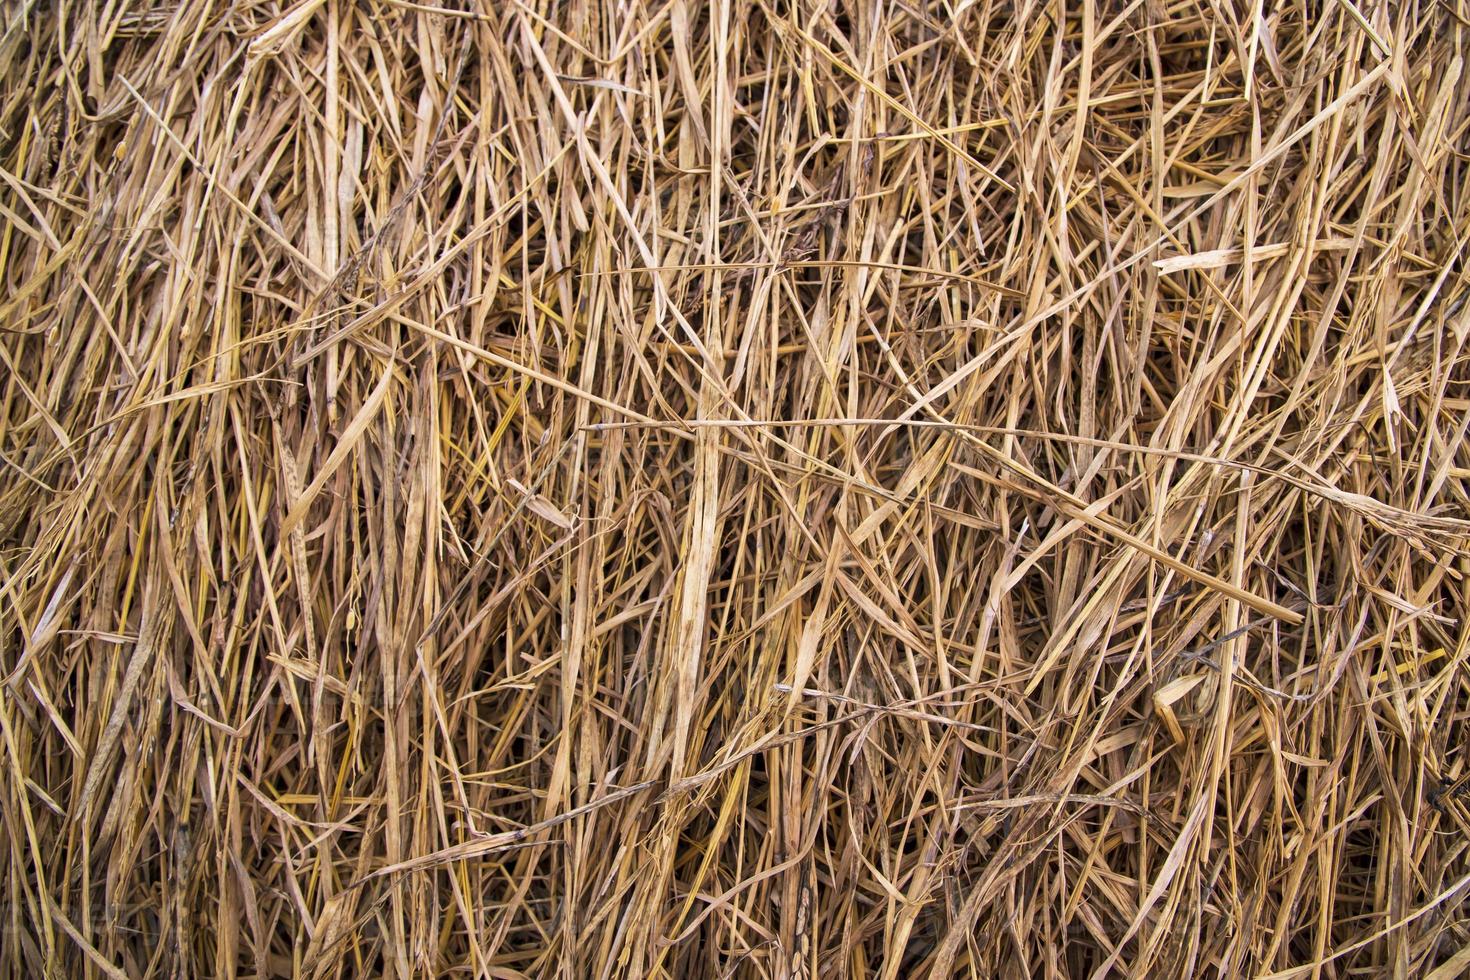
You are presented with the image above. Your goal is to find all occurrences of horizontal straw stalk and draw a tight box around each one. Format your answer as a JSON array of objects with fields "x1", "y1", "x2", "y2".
[{"x1": 3, "y1": 0, "x2": 1470, "y2": 976}]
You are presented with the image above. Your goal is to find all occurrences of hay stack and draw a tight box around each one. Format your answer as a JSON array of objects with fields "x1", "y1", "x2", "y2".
[{"x1": 3, "y1": 0, "x2": 1469, "y2": 976}]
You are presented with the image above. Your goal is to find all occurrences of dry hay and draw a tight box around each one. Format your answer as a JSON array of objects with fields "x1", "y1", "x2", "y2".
[{"x1": 2, "y1": 0, "x2": 1470, "y2": 976}]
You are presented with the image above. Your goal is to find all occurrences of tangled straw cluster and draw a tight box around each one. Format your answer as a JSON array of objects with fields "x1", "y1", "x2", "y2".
[{"x1": 3, "y1": 0, "x2": 1470, "y2": 976}]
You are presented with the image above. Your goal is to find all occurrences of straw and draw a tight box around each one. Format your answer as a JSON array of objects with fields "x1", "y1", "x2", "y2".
[{"x1": 2, "y1": 0, "x2": 1469, "y2": 976}]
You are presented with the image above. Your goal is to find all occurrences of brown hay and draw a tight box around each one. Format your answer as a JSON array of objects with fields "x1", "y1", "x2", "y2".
[{"x1": 3, "y1": 0, "x2": 1470, "y2": 976}]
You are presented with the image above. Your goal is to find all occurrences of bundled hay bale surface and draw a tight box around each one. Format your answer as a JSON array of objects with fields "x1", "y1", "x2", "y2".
[{"x1": 3, "y1": 0, "x2": 1470, "y2": 976}]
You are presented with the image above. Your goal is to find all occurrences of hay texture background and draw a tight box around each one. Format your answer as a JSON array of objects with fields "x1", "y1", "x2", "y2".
[{"x1": 3, "y1": 0, "x2": 1470, "y2": 977}]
